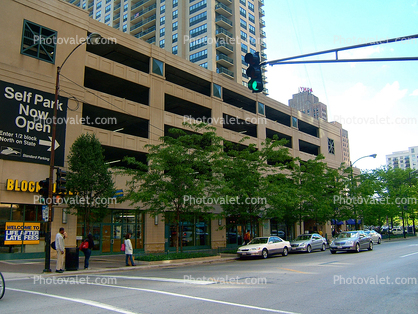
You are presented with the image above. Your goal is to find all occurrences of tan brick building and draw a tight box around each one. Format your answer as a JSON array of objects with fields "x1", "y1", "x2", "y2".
[{"x1": 0, "y1": 0, "x2": 345, "y2": 259}]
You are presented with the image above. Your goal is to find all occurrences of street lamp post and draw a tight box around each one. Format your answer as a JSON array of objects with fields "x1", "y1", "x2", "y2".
[
  {"x1": 408, "y1": 170, "x2": 418, "y2": 237},
  {"x1": 350, "y1": 154, "x2": 377, "y2": 230},
  {"x1": 44, "y1": 33, "x2": 101, "y2": 273}
]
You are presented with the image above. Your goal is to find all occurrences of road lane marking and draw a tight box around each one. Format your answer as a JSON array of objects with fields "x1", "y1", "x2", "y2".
[
  {"x1": 6, "y1": 287, "x2": 138, "y2": 314},
  {"x1": 89, "y1": 275, "x2": 215, "y2": 285},
  {"x1": 400, "y1": 252, "x2": 418, "y2": 258},
  {"x1": 88, "y1": 282, "x2": 301, "y2": 314},
  {"x1": 279, "y1": 268, "x2": 310, "y2": 274}
]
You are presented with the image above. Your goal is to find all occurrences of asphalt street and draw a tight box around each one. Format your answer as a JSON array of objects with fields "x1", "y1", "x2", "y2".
[{"x1": 2, "y1": 238, "x2": 418, "y2": 314}]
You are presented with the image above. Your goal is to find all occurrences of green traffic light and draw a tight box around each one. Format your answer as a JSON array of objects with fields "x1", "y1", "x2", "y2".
[{"x1": 251, "y1": 80, "x2": 259, "y2": 91}]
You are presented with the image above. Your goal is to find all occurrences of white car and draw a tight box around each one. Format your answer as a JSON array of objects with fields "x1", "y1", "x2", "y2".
[
  {"x1": 237, "y1": 236, "x2": 291, "y2": 259},
  {"x1": 391, "y1": 227, "x2": 403, "y2": 235}
]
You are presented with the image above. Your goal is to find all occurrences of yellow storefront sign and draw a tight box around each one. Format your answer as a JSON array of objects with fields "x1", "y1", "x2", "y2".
[
  {"x1": 6, "y1": 179, "x2": 56, "y2": 193},
  {"x1": 4, "y1": 222, "x2": 41, "y2": 245}
]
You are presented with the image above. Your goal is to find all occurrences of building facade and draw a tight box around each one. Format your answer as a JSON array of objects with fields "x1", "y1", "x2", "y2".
[
  {"x1": 64, "y1": 0, "x2": 268, "y2": 93},
  {"x1": 0, "y1": 0, "x2": 345, "y2": 260},
  {"x1": 386, "y1": 146, "x2": 418, "y2": 170},
  {"x1": 289, "y1": 90, "x2": 328, "y2": 122}
]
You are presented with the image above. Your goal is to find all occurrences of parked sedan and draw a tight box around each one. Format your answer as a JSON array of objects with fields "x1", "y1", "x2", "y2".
[
  {"x1": 291, "y1": 233, "x2": 327, "y2": 253},
  {"x1": 330, "y1": 231, "x2": 373, "y2": 254},
  {"x1": 237, "y1": 236, "x2": 291, "y2": 259},
  {"x1": 365, "y1": 230, "x2": 382, "y2": 244}
]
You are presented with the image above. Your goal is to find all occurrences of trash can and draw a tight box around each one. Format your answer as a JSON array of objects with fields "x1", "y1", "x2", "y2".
[{"x1": 65, "y1": 247, "x2": 79, "y2": 271}]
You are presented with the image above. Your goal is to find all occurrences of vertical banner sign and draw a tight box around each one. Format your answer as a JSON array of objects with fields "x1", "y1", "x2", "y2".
[
  {"x1": 0, "y1": 80, "x2": 67, "y2": 166},
  {"x1": 4, "y1": 222, "x2": 41, "y2": 245}
]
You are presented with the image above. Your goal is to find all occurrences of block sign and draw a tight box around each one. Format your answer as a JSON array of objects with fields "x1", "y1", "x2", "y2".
[
  {"x1": 0, "y1": 80, "x2": 67, "y2": 166},
  {"x1": 4, "y1": 222, "x2": 41, "y2": 245}
]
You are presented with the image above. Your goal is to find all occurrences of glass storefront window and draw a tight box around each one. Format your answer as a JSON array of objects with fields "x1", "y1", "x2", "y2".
[{"x1": 167, "y1": 214, "x2": 210, "y2": 248}]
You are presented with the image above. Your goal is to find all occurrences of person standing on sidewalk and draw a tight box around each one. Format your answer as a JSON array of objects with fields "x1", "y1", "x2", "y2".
[
  {"x1": 124, "y1": 233, "x2": 135, "y2": 266},
  {"x1": 82, "y1": 234, "x2": 94, "y2": 269},
  {"x1": 55, "y1": 227, "x2": 65, "y2": 273}
]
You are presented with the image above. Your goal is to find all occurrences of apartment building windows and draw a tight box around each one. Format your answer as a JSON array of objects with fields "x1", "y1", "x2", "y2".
[
  {"x1": 105, "y1": 4, "x2": 111, "y2": 13},
  {"x1": 190, "y1": 0, "x2": 207, "y2": 15},
  {"x1": 248, "y1": 2, "x2": 254, "y2": 12},
  {"x1": 159, "y1": 39, "x2": 165, "y2": 48},
  {"x1": 123, "y1": 24, "x2": 127, "y2": 32},
  {"x1": 173, "y1": 9, "x2": 178, "y2": 19},
  {"x1": 172, "y1": 21, "x2": 178, "y2": 31},
  {"x1": 241, "y1": 43, "x2": 248, "y2": 53},
  {"x1": 189, "y1": 12, "x2": 207, "y2": 26},
  {"x1": 240, "y1": 31, "x2": 247, "y2": 41},
  {"x1": 105, "y1": 14, "x2": 110, "y2": 23},
  {"x1": 328, "y1": 138, "x2": 335, "y2": 155},
  {"x1": 249, "y1": 13, "x2": 255, "y2": 24},
  {"x1": 190, "y1": 36, "x2": 207, "y2": 51},
  {"x1": 199, "y1": 62, "x2": 208, "y2": 69},
  {"x1": 123, "y1": 13, "x2": 127, "y2": 22},
  {"x1": 173, "y1": 0, "x2": 178, "y2": 8},
  {"x1": 96, "y1": 11, "x2": 101, "y2": 19},
  {"x1": 249, "y1": 36, "x2": 256, "y2": 46},
  {"x1": 189, "y1": 49, "x2": 207, "y2": 63},
  {"x1": 242, "y1": 68, "x2": 248, "y2": 79},
  {"x1": 160, "y1": 16, "x2": 165, "y2": 25},
  {"x1": 96, "y1": 0, "x2": 102, "y2": 10},
  {"x1": 160, "y1": 27, "x2": 165, "y2": 37},
  {"x1": 172, "y1": 33, "x2": 178, "y2": 43},
  {"x1": 249, "y1": 25, "x2": 256, "y2": 35},
  {"x1": 250, "y1": 48, "x2": 256, "y2": 54},
  {"x1": 240, "y1": 0, "x2": 246, "y2": 5},
  {"x1": 190, "y1": 24, "x2": 207, "y2": 38},
  {"x1": 241, "y1": 55, "x2": 248, "y2": 66},
  {"x1": 123, "y1": 3, "x2": 128, "y2": 12},
  {"x1": 240, "y1": 18, "x2": 247, "y2": 29},
  {"x1": 240, "y1": 7, "x2": 247, "y2": 18},
  {"x1": 172, "y1": 45, "x2": 178, "y2": 55},
  {"x1": 160, "y1": 5, "x2": 165, "y2": 14}
]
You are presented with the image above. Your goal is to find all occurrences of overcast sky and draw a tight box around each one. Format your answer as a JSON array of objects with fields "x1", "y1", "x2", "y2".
[{"x1": 264, "y1": 0, "x2": 418, "y2": 170}]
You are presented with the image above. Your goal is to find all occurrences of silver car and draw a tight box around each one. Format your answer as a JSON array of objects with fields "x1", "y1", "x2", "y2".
[
  {"x1": 365, "y1": 230, "x2": 382, "y2": 244},
  {"x1": 290, "y1": 233, "x2": 327, "y2": 253},
  {"x1": 330, "y1": 231, "x2": 373, "y2": 254}
]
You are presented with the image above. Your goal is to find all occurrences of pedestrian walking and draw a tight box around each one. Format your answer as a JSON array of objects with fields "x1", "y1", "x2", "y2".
[
  {"x1": 55, "y1": 227, "x2": 65, "y2": 273},
  {"x1": 124, "y1": 233, "x2": 135, "y2": 266},
  {"x1": 244, "y1": 230, "x2": 251, "y2": 245},
  {"x1": 81, "y1": 234, "x2": 94, "y2": 269}
]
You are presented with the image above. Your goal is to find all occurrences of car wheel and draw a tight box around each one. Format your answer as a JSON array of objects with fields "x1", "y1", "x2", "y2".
[
  {"x1": 330, "y1": 250, "x2": 336, "y2": 254},
  {"x1": 377, "y1": 238, "x2": 381, "y2": 244},
  {"x1": 307, "y1": 245, "x2": 312, "y2": 253},
  {"x1": 282, "y1": 247, "x2": 288, "y2": 256},
  {"x1": 368, "y1": 241, "x2": 373, "y2": 251},
  {"x1": 321, "y1": 243, "x2": 326, "y2": 251},
  {"x1": 262, "y1": 248, "x2": 268, "y2": 259},
  {"x1": 355, "y1": 243, "x2": 360, "y2": 253}
]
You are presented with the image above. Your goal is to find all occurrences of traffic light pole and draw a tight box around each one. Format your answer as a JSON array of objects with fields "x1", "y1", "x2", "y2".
[{"x1": 261, "y1": 33, "x2": 418, "y2": 66}]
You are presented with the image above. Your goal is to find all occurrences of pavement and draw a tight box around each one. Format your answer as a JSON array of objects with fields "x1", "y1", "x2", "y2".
[{"x1": 0, "y1": 253, "x2": 238, "y2": 280}]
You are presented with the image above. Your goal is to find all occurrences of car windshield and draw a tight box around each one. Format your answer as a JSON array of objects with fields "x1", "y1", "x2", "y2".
[
  {"x1": 337, "y1": 232, "x2": 357, "y2": 239},
  {"x1": 248, "y1": 238, "x2": 268, "y2": 244},
  {"x1": 296, "y1": 235, "x2": 312, "y2": 240}
]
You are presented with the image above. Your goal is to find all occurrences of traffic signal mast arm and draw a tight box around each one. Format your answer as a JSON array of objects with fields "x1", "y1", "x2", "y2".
[{"x1": 262, "y1": 33, "x2": 418, "y2": 66}]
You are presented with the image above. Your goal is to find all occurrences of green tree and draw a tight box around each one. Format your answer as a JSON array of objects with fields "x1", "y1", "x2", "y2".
[
  {"x1": 219, "y1": 137, "x2": 292, "y2": 238},
  {"x1": 123, "y1": 123, "x2": 224, "y2": 253},
  {"x1": 66, "y1": 133, "x2": 116, "y2": 237}
]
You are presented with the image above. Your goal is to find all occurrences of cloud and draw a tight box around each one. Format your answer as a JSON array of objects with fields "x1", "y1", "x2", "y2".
[{"x1": 410, "y1": 89, "x2": 418, "y2": 96}]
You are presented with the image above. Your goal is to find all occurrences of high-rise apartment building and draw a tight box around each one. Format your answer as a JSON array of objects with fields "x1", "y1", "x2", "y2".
[
  {"x1": 386, "y1": 146, "x2": 418, "y2": 170},
  {"x1": 289, "y1": 89, "x2": 328, "y2": 121},
  {"x1": 65, "y1": 0, "x2": 268, "y2": 93}
]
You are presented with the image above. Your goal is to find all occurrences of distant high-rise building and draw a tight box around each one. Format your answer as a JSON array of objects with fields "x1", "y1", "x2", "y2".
[
  {"x1": 386, "y1": 146, "x2": 418, "y2": 170},
  {"x1": 330, "y1": 122, "x2": 351, "y2": 165},
  {"x1": 288, "y1": 89, "x2": 328, "y2": 121},
  {"x1": 65, "y1": 0, "x2": 268, "y2": 94}
]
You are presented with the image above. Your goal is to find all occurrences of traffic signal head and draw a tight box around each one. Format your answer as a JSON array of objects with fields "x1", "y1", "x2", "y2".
[
  {"x1": 56, "y1": 168, "x2": 67, "y2": 194},
  {"x1": 38, "y1": 178, "x2": 50, "y2": 199},
  {"x1": 245, "y1": 52, "x2": 264, "y2": 93}
]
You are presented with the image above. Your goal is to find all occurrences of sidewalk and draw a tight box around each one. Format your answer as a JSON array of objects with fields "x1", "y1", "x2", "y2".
[{"x1": 0, "y1": 254, "x2": 238, "y2": 280}]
